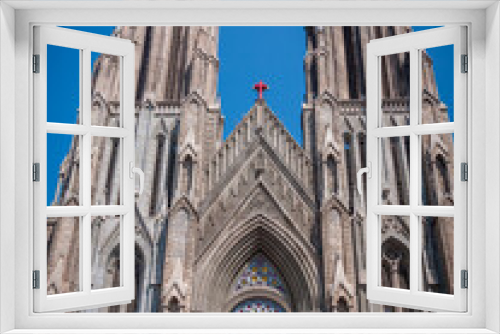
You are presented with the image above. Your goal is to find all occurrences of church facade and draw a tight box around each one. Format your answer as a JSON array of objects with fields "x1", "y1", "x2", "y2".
[{"x1": 46, "y1": 26, "x2": 454, "y2": 312}]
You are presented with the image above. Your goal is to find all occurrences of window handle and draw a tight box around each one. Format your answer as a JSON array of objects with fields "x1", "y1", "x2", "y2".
[
  {"x1": 129, "y1": 161, "x2": 144, "y2": 195},
  {"x1": 357, "y1": 162, "x2": 372, "y2": 195}
]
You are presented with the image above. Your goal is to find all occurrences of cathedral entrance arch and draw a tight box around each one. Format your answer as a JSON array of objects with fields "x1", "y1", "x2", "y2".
[{"x1": 193, "y1": 209, "x2": 320, "y2": 312}]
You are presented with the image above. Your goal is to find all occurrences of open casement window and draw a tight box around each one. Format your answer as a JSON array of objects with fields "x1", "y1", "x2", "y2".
[
  {"x1": 33, "y1": 26, "x2": 142, "y2": 312},
  {"x1": 363, "y1": 26, "x2": 467, "y2": 312}
]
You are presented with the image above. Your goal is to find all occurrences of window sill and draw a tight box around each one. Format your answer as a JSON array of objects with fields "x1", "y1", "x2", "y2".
[{"x1": 4, "y1": 329, "x2": 497, "y2": 334}]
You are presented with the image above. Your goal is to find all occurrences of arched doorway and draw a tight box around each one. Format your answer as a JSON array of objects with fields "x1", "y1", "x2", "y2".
[{"x1": 193, "y1": 212, "x2": 320, "y2": 312}]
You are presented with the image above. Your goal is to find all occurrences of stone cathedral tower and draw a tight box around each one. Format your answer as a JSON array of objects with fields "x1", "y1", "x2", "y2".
[
  {"x1": 46, "y1": 26, "x2": 454, "y2": 313},
  {"x1": 303, "y1": 26, "x2": 454, "y2": 312}
]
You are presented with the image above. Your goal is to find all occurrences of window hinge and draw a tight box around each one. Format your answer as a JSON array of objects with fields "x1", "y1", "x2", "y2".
[
  {"x1": 33, "y1": 163, "x2": 40, "y2": 182},
  {"x1": 461, "y1": 162, "x2": 468, "y2": 181},
  {"x1": 461, "y1": 54, "x2": 468, "y2": 73},
  {"x1": 33, "y1": 54, "x2": 40, "y2": 73},
  {"x1": 461, "y1": 270, "x2": 468, "y2": 289},
  {"x1": 33, "y1": 270, "x2": 40, "y2": 289}
]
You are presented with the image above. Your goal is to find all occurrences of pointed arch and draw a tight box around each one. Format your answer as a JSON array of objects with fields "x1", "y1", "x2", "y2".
[
  {"x1": 126, "y1": 245, "x2": 146, "y2": 312},
  {"x1": 381, "y1": 235, "x2": 410, "y2": 290},
  {"x1": 193, "y1": 208, "x2": 320, "y2": 312},
  {"x1": 336, "y1": 297, "x2": 349, "y2": 312},
  {"x1": 167, "y1": 296, "x2": 181, "y2": 312},
  {"x1": 150, "y1": 132, "x2": 167, "y2": 215},
  {"x1": 435, "y1": 154, "x2": 451, "y2": 195},
  {"x1": 326, "y1": 154, "x2": 339, "y2": 195},
  {"x1": 183, "y1": 154, "x2": 194, "y2": 195},
  {"x1": 343, "y1": 131, "x2": 355, "y2": 213}
]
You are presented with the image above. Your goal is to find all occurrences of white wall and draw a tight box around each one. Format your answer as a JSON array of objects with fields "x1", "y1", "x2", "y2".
[
  {"x1": 0, "y1": 2, "x2": 16, "y2": 333},
  {"x1": 485, "y1": 2, "x2": 500, "y2": 333}
]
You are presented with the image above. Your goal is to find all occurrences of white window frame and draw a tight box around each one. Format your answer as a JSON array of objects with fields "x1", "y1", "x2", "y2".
[
  {"x1": 32, "y1": 26, "x2": 137, "y2": 313},
  {"x1": 365, "y1": 26, "x2": 467, "y2": 312},
  {"x1": 0, "y1": 1, "x2": 498, "y2": 333}
]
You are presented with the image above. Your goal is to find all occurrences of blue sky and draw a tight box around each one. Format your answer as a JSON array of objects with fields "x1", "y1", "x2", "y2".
[
  {"x1": 218, "y1": 27, "x2": 306, "y2": 140},
  {"x1": 47, "y1": 26, "x2": 453, "y2": 205},
  {"x1": 413, "y1": 26, "x2": 454, "y2": 122}
]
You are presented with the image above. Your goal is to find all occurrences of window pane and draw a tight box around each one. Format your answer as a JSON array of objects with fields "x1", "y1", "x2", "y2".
[
  {"x1": 91, "y1": 215, "x2": 121, "y2": 290},
  {"x1": 380, "y1": 52, "x2": 410, "y2": 127},
  {"x1": 420, "y1": 216, "x2": 454, "y2": 295},
  {"x1": 380, "y1": 136, "x2": 410, "y2": 205},
  {"x1": 91, "y1": 52, "x2": 121, "y2": 127},
  {"x1": 47, "y1": 45, "x2": 80, "y2": 124},
  {"x1": 47, "y1": 133, "x2": 80, "y2": 206},
  {"x1": 91, "y1": 137, "x2": 121, "y2": 206},
  {"x1": 47, "y1": 217, "x2": 81, "y2": 295},
  {"x1": 380, "y1": 215, "x2": 410, "y2": 290},
  {"x1": 420, "y1": 133, "x2": 454, "y2": 206},
  {"x1": 421, "y1": 45, "x2": 454, "y2": 124}
]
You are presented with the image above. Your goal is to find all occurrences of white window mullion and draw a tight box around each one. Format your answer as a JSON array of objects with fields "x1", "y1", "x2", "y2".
[
  {"x1": 46, "y1": 123, "x2": 87, "y2": 135},
  {"x1": 413, "y1": 122, "x2": 454, "y2": 135},
  {"x1": 418, "y1": 215, "x2": 425, "y2": 292},
  {"x1": 46, "y1": 205, "x2": 134, "y2": 217},
  {"x1": 78, "y1": 45, "x2": 85, "y2": 295},
  {"x1": 82, "y1": 214, "x2": 91, "y2": 295},
  {"x1": 81, "y1": 48, "x2": 92, "y2": 296},
  {"x1": 90, "y1": 205, "x2": 129, "y2": 215},
  {"x1": 82, "y1": 48, "x2": 91, "y2": 128},
  {"x1": 82, "y1": 48, "x2": 91, "y2": 210},
  {"x1": 409, "y1": 48, "x2": 419, "y2": 295},
  {"x1": 33, "y1": 26, "x2": 48, "y2": 310},
  {"x1": 412, "y1": 205, "x2": 454, "y2": 217},
  {"x1": 372, "y1": 205, "x2": 411, "y2": 216},
  {"x1": 365, "y1": 39, "x2": 379, "y2": 300},
  {"x1": 372, "y1": 126, "x2": 412, "y2": 138},
  {"x1": 453, "y1": 26, "x2": 468, "y2": 313},
  {"x1": 45, "y1": 124, "x2": 130, "y2": 138},
  {"x1": 121, "y1": 48, "x2": 135, "y2": 293},
  {"x1": 46, "y1": 206, "x2": 88, "y2": 217},
  {"x1": 372, "y1": 205, "x2": 454, "y2": 217},
  {"x1": 373, "y1": 123, "x2": 454, "y2": 139},
  {"x1": 90, "y1": 126, "x2": 129, "y2": 138}
]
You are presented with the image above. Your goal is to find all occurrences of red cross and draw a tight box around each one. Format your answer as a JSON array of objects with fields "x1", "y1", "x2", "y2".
[{"x1": 253, "y1": 80, "x2": 269, "y2": 100}]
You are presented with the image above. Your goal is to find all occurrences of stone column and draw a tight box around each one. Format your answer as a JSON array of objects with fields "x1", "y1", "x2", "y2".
[
  {"x1": 332, "y1": 27, "x2": 349, "y2": 100},
  {"x1": 155, "y1": 28, "x2": 172, "y2": 101},
  {"x1": 359, "y1": 27, "x2": 369, "y2": 98},
  {"x1": 144, "y1": 27, "x2": 166, "y2": 97},
  {"x1": 304, "y1": 54, "x2": 314, "y2": 102},
  {"x1": 316, "y1": 27, "x2": 328, "y2": 94}
]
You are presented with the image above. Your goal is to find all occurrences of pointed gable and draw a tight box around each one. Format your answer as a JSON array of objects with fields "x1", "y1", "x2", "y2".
[{"x1": 202, "y1": 99, "x2": 314, "y2": 206}]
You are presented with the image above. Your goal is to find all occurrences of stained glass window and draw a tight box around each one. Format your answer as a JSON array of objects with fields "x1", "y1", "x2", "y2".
[
  {"x1": 234, "y1": 254, "x2": 288, "y2": 296},
  {"x1": 231, "y1": 299, "x2": 286, "y2": 313}
]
